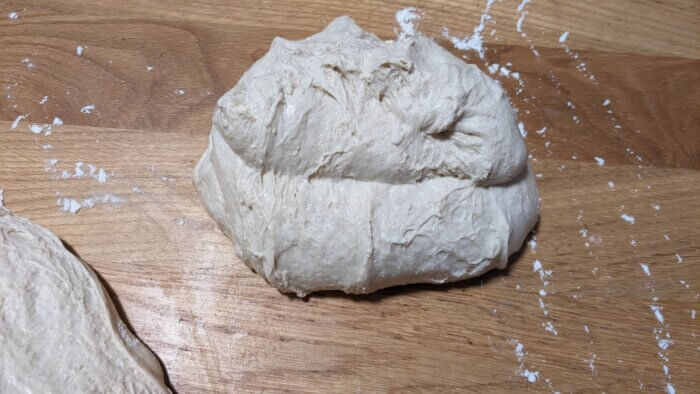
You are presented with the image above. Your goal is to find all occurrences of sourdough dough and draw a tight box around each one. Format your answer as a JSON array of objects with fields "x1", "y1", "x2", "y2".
[
  {"x1": 0, "y1": 209, "x2": 170, "y2": 393},
  {"x1": 194, "y1": 16, "x2": 539, "y2": 296}
]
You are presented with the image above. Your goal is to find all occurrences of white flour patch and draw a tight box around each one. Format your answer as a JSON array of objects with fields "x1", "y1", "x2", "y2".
[
  {"x1": 507, "y1": 339, "x2": 541, "y2": 383},
  {"x1": 558, "y1": 31, "x2": 569, "y2": 43},
  {"x1": 586, "y1": 353, "x2": 597, "y2": 374},
  {"x1": 21, "y1": 58, "x2": 35, "y2": 70},
  {"x1": 518, "y1": 122, "x2": 527, "y2": 138},
  {"x1": 528, "y1": 237, "x2": 537, "y2": 252},
  {"x1": 620, "y1": 213, "x2": 635, "y2": 224},
  {"x1": 29, "y1": 124, "x2": 49, "y2": 134},
  {"x1": 441, "y1": 0, "x2": 495, "y2": 59},
  {"x1": 0, "y1": 189, "x2": 4, "y2": 208},
  {"x1": 395, "y1": 7, "x2": 421, "y2": 37},
  {"x1": 515, "y1": 0, "x2": 531, "y2": 33},
  {"x1": 58, "y1": 193, "x2": 123, "y2": 214},
  {"x1": 8, "y1": 11, "x2": 19, "y2": 20},
  {"x1": 80, "y1": 104, "x2": 96, "y2": 114},
  {"x1": 52, "y1": 117, "x2": 63, "y2": 126},
  {"x1": 174, "y1": 89, "x2": 185, "y2": 95},
  {"x1": 76, "y1": 46, "x2": 85, "y2": 56},
  {"x1": 675, "y1": 253, "x2": 683, "y2": 263},
  {"x1": 39, "y1": 96, "x2": 48, "y2": 104},
  {"x1": 640, "y1": 263, "x2": 651, "y2": 276},
  {"x1": 650, "y1": 305, "x2": 664, "y2": 324},
  {"x1": 544, "y1": 321, "x2": 558, "y2": 335},
  {"x1": 146, "y1": 65, "x2": 154, "y2": 72},
  {"x1": 11, "y1": 115, "x2": 26, "y2": 129}
]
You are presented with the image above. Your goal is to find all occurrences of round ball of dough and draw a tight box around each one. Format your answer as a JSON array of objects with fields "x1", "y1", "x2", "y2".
[{"x1": 194, "y1": 16, "x2": 539, "y2": 296}]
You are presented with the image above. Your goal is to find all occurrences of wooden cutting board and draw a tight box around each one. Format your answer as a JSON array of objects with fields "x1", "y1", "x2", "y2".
[{"x1": 1, "y1": 1, "x2": 698, "y2": 392}]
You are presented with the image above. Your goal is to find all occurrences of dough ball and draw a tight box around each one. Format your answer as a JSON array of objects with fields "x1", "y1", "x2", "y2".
[
  {"x1": 194, "y1": 16, "x2": 539, "y2": 296},
  {"x1": 0, "y1": 209, "x2": 170, "y2": 393}
]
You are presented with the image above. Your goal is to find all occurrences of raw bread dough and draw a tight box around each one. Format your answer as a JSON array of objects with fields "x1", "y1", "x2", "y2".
[
  {"x1": 0, "y1": 209, "x2": 170, "y2": 393},
  {"x1": 194, "y1": 17, "x2": 539, "y2": 296}
]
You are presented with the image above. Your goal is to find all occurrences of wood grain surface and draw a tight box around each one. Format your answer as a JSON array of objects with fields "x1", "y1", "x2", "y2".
[{"x1": 1, "y1": 1, "x2": 698, "y2": 392}]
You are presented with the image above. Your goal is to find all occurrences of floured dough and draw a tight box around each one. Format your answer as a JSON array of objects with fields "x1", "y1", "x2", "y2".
[
  {"x1": 194, "y1": 16, "x2": 539, "y2": 296},
  {"x1": 0, "y1": 209, "x2": 170, "y2": 393}
]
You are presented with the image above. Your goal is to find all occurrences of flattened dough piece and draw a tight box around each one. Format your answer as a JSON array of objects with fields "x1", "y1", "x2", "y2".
[{"x1": 0, "y1": 209, "x2": 170, "y2": 393}]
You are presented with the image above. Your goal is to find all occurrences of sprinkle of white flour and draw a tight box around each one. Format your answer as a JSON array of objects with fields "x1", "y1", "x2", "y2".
[
  {"x1": 544, "y1": 321, "x2": 558, "y2": 336},
  {"x1": 29, "y1": 124, "x2": 46, "y2": 134},
  {"x1": 8, "y1": 11, "x2": 18, "y2": 20},
  {"x1": 640, "y1": 263, "x2": 651, "y2": 276},
  {"x1": 52, "y1": 117, "x2": 63, "y2": 126},
  {"x1": 650, "y1": 305, "x2": 664, "y2": 324},
  {"x1": 76, "y1": 46, "x2": 85, "y2": 56},
  {"x1": 620, "y1": 214, "x2": 635, "y2": 224},
  {"x1": 97, "y1": 168, "x2": 108, "y2": 183},
  {"x1": 395, "y1": 7, "x2": 421, "y2": 37},
  {"x1": 558, "y1": 32, "x2": 569, "y2": 43},
  {"x1": 0, "y1": 189, "x2": 4, "y2": 208},
  {"x1": 146, "y1": 66, "x2": 154, "y2": 72},
  {"x1": 441, "y1": 0, "x2": 495, "y2": 59},
  {"x1": 39, "y1": 96, "x2": 49, "y2": 104},
  {"x1": 58, "y1": 194, "x2": 123, "y2": 214},
  {"x1": 11, "y1": 115, "x2": 25, "y2": 129},
  {"x1": 80, "y1": 104, "x2": 96, "y2": 114},
  {"x1": 594, "y1": 157, "x2": 605, "y2": 166},
  {"x1": 602, "y1": 99, "x2": 611, "y2": 106},
  {"x1": 507, "y1": 339, "x2": 540, "y2": 383},
  {"x1": 518, "y1": 122, "x2": 527, "y2": 138},
  {"x1": 174, "y1": 89, "x2": 185, "y2": 95},
  {"x1": 521, "y1": 369, "x2": 539, "y2": 383},
  {"x1": 515, "y1": 0, "x2": 531, "y2": 33}
]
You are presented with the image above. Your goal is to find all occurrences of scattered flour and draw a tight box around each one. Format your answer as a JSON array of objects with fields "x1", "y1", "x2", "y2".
[
  {"x1": 507, "y1": 339, "x2": 540, "y2": 383},
  {"x1": 8, "y1": 11, "x2": 19, "y2": 20},
  {"x1": 11, "y1": 115, "x2": 26, "y2": 129},
  {"x1": 39, "y1": 96, "x2": 48, "y2": 104},
  {"x1": 620, "y1": 214, "x2": 635, "y2": 224},
  {"x1": 517, "y1": 122, "x2": 527, "y2": 138},
  {"x1": 515, "y1": 0, "x2": 531, "y2": 33},
  {"x1": 76, "y1": 46, "x2": 85, "y2": 56},
  {"x1": 80, "y1": 104, "x2": 96, "y2": 114},
  {"x1": 558, "y1": 31, "x2": 569, "y2": 43},
  {"x1": 174, "y1": 89, "x2": 185, "y2": 95},
  {"x1": 146, "y1": 66, "x2": 154, "y2": 72},
  {"x1": 594, "y1": 157, "x2": 605, "y2": 166},
  {"x1": 650, "y1": 305, "x2": 664, "y2": 324},
  {"x1": 52, "y1": 117, "x2": 63, "y2": 126},
  {"x1": 640, "y1": 263, "x2": 651, "y2": 276},
  {"x1": 0, "y1": 189, "x2": 4, "y2": 208},
  {"x1": 29, "y1": 124, "x2": 48, "y2": 134},
  {"x1": 543, "y1": 321, "x2": 558, "y2": 336},
  {"x1": 57, "y1": 193, "x2": 123, "y2": 214},
  {"x1": 395, "y1": 7, "x2": 421, "y2": 37},
  {"x1": 441, "y1": 0, "x2": 495, "y2": 59}
]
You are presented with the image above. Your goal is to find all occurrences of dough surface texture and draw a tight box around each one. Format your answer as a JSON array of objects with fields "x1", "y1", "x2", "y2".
[
  {"x1": 194, "y1": 16, "x2": 539, "y2": 296},
  {"x1": 0, "y1": 209, "x2": 170, "y2": 393}
]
